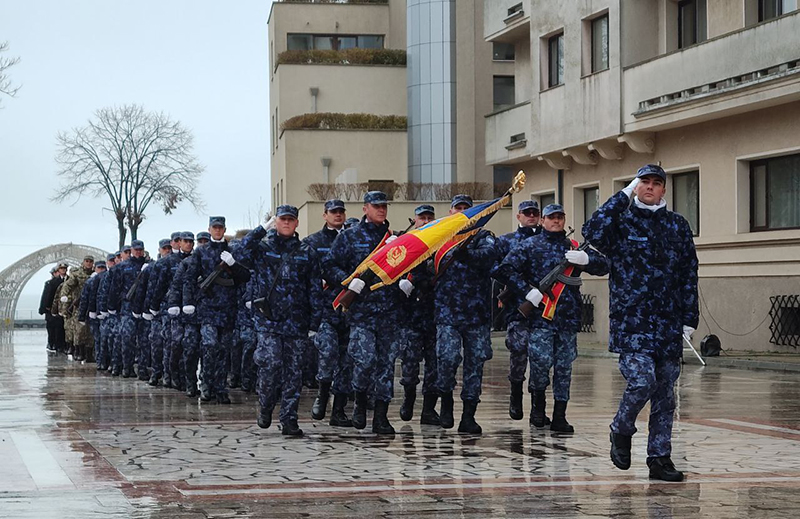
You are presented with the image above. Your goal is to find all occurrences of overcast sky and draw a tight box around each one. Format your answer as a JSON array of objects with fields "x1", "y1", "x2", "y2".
[{"x1": 0, "y1": 1, "x2": 276, "y2": 314}]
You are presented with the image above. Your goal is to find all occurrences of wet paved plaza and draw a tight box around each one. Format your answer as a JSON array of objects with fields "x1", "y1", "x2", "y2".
[{"x1": 3, "y1": 330, "x2": 800, "y2": 518}]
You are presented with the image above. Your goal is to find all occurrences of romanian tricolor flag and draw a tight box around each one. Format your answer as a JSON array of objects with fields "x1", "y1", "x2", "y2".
[{"x1": 346, "y1": 171, "x2": 526, "y2": 291}]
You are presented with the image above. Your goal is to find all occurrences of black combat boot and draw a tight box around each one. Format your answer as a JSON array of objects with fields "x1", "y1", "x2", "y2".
[
  {"x1": 372, "y1": 400, "x2": 395, "y2": 435},
  {"x1": 138, "y1": 369, "x2": 149, "y2": 382},
  {"x1": 420, "y1": 393, "x2": 441, "y2": 426},
  {"x1": 530, "y1": 390, "x2": 548, "y2": 428},
  {"x1": 399, "y1": 384, "x2": 416, "y2": 422},
  {"x1": 229, "y1": 374, "x2": 240, "y2": 389},
  {"x1": 329, "y1": 393, "x2": 353, "y2": 427},
  {"x1": 122, "y1": 367, "x2": 135, "y2": 378},
  {"x1": 440, "y1": 391, "x2": 455, "y2": 429},
  {"x1": 352, "y1": 391, "x2": 368, "y2": 430},
  {"x1": 610, "y1": 432, "x2": 632, "y2": 470},
  {"x1": 647, "y1": 456, "x2": 684, "y2": 482},
  {"x1": 200, "y1": 388, "x2": 214, "y2": 402},
  {"x1": 509, "y1": 381, "x2": 524, "y2": 420},
  {"x1": 148, "y1": 373, "x2": 160, "y2": 387},
  {"x1": 311, "y1": 381, "x2": 331, "y2": 420},
  {"x1": 258, "y1": 407, "x2": 272, "y2": 429},
  {"x1": 185, "y1": 382, "x2": 199, "y2": 398},
  {"x1": 457, "y1": 400, "x2": 482, "y2": 434},
  {"x1": 111, "y1": 367, "x2": 121, "y2": 377},
  {"x1": 216, "y1": 392, "x2": 231, "y2": 404},
  {"x1": 281, "y1": 420, "x2": 304, "y2": 437},
  {"x1": 550, "y1": 401, "x2": 574, "y2": 433},
  {"x1": 163, "y1": 374, "x2": 172, "y2": 389}
]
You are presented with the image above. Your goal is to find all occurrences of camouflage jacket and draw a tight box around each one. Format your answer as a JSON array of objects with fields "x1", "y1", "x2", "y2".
[
  {"x1": 303, "y1": 225, "x2": 345, "y2": 329},
  {"x1": 108, "y1": 256, "x2": 148, "y2": 315},
  {"x1": 493, "y1": 225, "x2": 541, "y2": 326}
]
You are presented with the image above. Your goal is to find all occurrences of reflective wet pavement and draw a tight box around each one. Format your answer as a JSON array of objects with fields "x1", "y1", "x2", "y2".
[{"x1": 3, "y1": 330, "x2": 800, "y2": 518}]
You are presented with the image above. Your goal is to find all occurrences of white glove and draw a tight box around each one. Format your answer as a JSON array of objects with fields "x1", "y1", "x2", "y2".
[
  {"x1": 133, "y1": 313, "x2": 142, "y2": 319},
  {"x1": 398, "y1": 279, "x2": 414, "y2": 297},
  {"x1": 100, "y1": 311, "x2": 108, "y2": 318},
  {"x1": 309, "y1": 330, "x2": 317, "y2": 338},
  {"x1": 565, "y1": 250, "x2": 589, "y2": 266},
  {"x1": 149, "y1": 308, "x2": 158, "y2": 316},
  {"x1": 108, "y1": 309, "x2": 116, "y2": 315},
  {"x1": 60, "y1": 296, "x2": 68, "y2": 303},
  {"x1": 78, "y1": 321, "x2": 85, "y2": 326},
  {"x1": 182, "y1": 305, "x2": 196, "y2": 315},
  {"x1": 143, "y1": 313, "x2": 153, "y2": 321},
  {"x1": 90, "y1": 272, "x2": 97, "y2": 278},
  {"x1": 264, "y1": 215, "x2": 277, "y2": 231},
  {"x1": 89, "y1": 312, "x2": 97, "y2": 319},
  {"x1": 220, "y1": 250, "x2": 235, "y2": 266},
  {"x1": 245, "y1": 301, "x2": 252, "y2": 310},
  {"x1": 348, "y1": 278, "x2": 366, "y2": 294},
  {"x1": 683, "y1": 325, "x2": 695, "y2": 340},
  {"x1": 622, "y1": 177, "x2": 640, "y2": 197},
  {"x1": 141, "y1": 262, "x2": 150, "y2": 271},
  {"x1": 167, "y1": 306, "x2": 180, "y2": 316},
  {"x1": 386, "y1": 235, "x2": 398, "y2": 245},
  {"x1": 98, "y1": 313, "x2": 106, "y2": 320},
  {"x1": 525, "y1": 288, "x2": 544, "y2": 307}
]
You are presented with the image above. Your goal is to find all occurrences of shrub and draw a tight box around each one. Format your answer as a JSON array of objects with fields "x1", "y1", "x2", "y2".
[
  {"x1": 305, "y1": 182, "x2": 495, "y2": 202},
  {"x1": 281, "y1": 113, "x2": 407, "y2": 131},
  {"x1": 278, "y1": 48, "x2": 406, "y2": 66}
]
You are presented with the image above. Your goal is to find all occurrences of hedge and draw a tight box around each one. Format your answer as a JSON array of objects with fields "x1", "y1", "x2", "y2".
[
  {"x1": 281, "y1": 113, "x2": 407, "y2": 131},
  {"x1": 277, "y1": 48, "x2": 406, "y2": 66}
]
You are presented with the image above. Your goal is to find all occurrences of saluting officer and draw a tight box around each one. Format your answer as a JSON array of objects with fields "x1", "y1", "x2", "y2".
[{"x1": 583, "y1": 164, "x2": 698, "y2": 482}]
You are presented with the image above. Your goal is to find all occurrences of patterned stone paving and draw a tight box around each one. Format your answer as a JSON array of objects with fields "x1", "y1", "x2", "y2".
[{"x1": 3, "y1": 330, "x2": 800, "y2": 517}]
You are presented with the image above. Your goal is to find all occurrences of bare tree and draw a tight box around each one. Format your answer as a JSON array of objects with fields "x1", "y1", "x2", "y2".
[
  {"x1": 0, "y1": 41, "x2": 21, "y2": 105},
  {"x1": 53, "y1": 104, "x2": 205, "y2": 249}
]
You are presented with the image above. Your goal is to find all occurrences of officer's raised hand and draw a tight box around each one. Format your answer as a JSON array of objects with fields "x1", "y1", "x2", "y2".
[
  {"x1": 622, "y1": 177, "x2": 640, "y2": 197},
  {"x1": 565, "y1": 250, "x2": 589, "y2": 266}
]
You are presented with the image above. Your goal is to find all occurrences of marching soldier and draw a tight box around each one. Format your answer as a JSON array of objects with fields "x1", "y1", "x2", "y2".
[
  {"x1": 145, "y1": 234, "x2": 182, "y2": 386},
  {"x1": 96, "y1": 254, "x2": 118, "y2": 370},
  {"x1": 40, "y1": 265, "x2": 65, "y2": 352},
  {"x1": 493, "y1": 200, "x2": 542, "y2": 420},
  {"x1": 434, "y1": 195, "x2": 499, "y2": 435},
  {"x1": 144, "y1": 239, "x2": 173, "y2": 385},
  {"x1": 78, "y1": 260, "x2": 108, "y2": 363},
  {"x1": 583, "y1": 164, "x2": 698, "y2": 482},
  {"x1": 181, "y1": 216, "x2": 250, "y2": 404},
  {"x1": 323, "y1": 191, "x2": 406, "y2": 435},
  {"x1": 108, "y1": 241, "x2": 147, "y2": 378},
  {"x1": 304, "y1": 199, "x2": 353, "y2": 427},
  {"x1": 238, "y1": 206, "x2": 320, "y2": 436},
  {"x1": 496, "y1": 203, "x2": 608, "y2": 432},
  {"x1": 59, "y1": 256, "x2": 94, "y2": 361},
  {"x1": 196, "y1": 231, "x2": 211, "y2": 246},
  {"x1": 164, "y1": 232, "x2": 194, "y2": 391},
  {"x1": 166, "y1": 232, "x2": 200, "y2": 395}
]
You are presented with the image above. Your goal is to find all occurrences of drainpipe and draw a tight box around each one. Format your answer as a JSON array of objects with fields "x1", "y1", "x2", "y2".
[
  {"x1": 310, "y1": 87, "x2": 319, "y2": 113},
  {"x1": 321, "y1": 157, "x2": 331, "y2": 183}
]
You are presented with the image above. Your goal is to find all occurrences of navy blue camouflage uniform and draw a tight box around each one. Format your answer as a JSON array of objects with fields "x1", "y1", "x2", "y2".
[
  {"x1": 182, "y1": 239, "x2": 250, "y2": 399},
  {"x1": 167, "y1": 257, "x2": 199, "y2": 390},
  {"x1": 96, "y1": 267, "x2": 115, "y2": 369},
  {"x1": 131, "y1": 262, "x2": 154, "y2": 377},
  {"x1": 108, "y1": 255, "x2": 147, "y2": 374},
  {"x1": 322, "y1": 217, "x2": 406, "y2": 403},
  {"x1": 144, "y1": 254, "x2": 173, "y2": 380},
  {"x1": 238, "y1": 225, "x2": 320, "y2": 423},
  {"x1": 78, "y1": 272, "x2": 101, "y2": 362},
  {"x1": 494, "y1": 225, "x2": 540, "y2": 383},
  {"x1": 435, "y1": 229, "x2": 499, "y2": 402},
  {"x1": 400, "y1": 262, "x2": 437, "y2": 395},
  {"x1": 233, "y1": 271, "x2": 257, "y2": 392},
  {"x1": 304, "y1": 225, "x2": 353, "y2": 396},
  {"x1": 583, "y1": 190, "x2": 698, "y2": 460},
  {"x1": 495, "y1": 229, "x2": 608, "y2": 399},
  {"x1": 154, "y1": 250, "x2": 189, "y2": 386}
]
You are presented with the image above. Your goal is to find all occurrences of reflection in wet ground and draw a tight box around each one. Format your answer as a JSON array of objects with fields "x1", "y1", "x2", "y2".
[{"x1": 2, "y1": 330, "x2": 800, "y2": 518}]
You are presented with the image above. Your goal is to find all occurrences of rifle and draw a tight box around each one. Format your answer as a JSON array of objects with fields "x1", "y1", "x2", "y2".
[
  {"x1": 125, "y1": 267, "x2": 146, "y2": 301},
  {"x1": 199, "y1": 262, "x2": 229, "y2": 293},
  {"x1": 518, "y1": 228, "x2": 589, "y2": 318}
]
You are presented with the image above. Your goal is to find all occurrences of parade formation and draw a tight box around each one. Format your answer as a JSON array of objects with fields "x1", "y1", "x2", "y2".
[{"x1": 39, "y1": 164, "x2": 698, "y2": 482}]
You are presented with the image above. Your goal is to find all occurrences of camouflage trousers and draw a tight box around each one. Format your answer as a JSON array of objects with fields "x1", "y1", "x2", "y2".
[
  {"x1": 70, "y1": 313, "x2": 91, "y2": 347},
  {"x1": 254, "y1": 331, "x2": 305, "y2": 423},
  {"x1": 314, "y1": 320, "x2": 352, "y2": 396},
  {"x1": 229, "y1": 323, "x2": 243, "y2": 381},
  {"x1": 436, "y1": 323, "x2": 493, "y2": 402},
  {"x1": 611, "y1": 351, "x2": 682, "y2": 459},
  {"x1": 235, "y1": 324, "x2": 257, "y2": 390},
  {"x1": 181, "y1": 323, "x2": 201, "y2": 389},
  {"x1": 98, "y1": 315, "x2": 116, "y2": 368},
  {"x1": 168, "y1": 318, "x2": 185, "y2": 386},
  {"x1": 90, "y1": 319, "x2": 101, "y2": 362},
  {"x1": 149, "y1": 314, "x2": 167, "y2": 377},
  {"x1": 137, "y1": 319, "x2": 151, "y2": 373},
  {"x1": 401, "y1": 326, "x2": 438, "y2": 395},
  {"x1": 505, "y1": 320, "x2": 530, "y2": 383},
  {"x1": 528, "y1": 328, "x2": 578, "y2": 400},
  {"x1": 113, "y1": 314, "x2": 138, "y2": 371},
  {"x1": 303, "y1": 335, "x2": 318, "y2": 386},
  {"x1": 348, "y1": 325, "x2": 401, "y2": 403},
  {"x1": 200, "y1": 324, "x2": 234, "y2": 397}
]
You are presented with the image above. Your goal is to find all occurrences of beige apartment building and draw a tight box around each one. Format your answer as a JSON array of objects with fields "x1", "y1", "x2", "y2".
[
  {"x1": 268, "y1": 0, "x2": 519, "y2": 237},
  {"x1": 485, "y1": 0, "x2": 800, "y2": 352}
]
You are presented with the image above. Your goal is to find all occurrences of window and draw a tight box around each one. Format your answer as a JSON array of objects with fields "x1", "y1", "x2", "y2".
[
  {"x1": 536, "y1": 192, "x2": 556, "y2": 209},
  {"x1": 288, "y1": 33, "x2": 384, "y2": 51},
  {"x1": 583, "y1": 187, "x2": 599, "y2": 225},
  {"x1": 678, "y1": 0, "x2": 707, "y2": 49},
  {"x1": 493, "y1": 76, "x2": 515, "y2": 110},
  {"x1": 548, "y1": 33, "x2": 564, "y2": 88},
  {"x1": 591, "y1": 15, "x2": 609, "y2": 73},
  {"x1": 672, "y1": 171, "x2": 700, "y2": 236},
  {"x1": 751, "y1": 154, "x2": 800, "y2": 231},
  {"x1": 493, "y1": 42, "x2": 516, "y2": 61},
  {"x1": 494, "y1": 166, "x2": 514, "y2": 197},
  {"x1": 508, "y1": 3, "x2": 523, "y2": 16},
  {"x1": 760, "y1": 0, "x2": 798, "y2": 20}
]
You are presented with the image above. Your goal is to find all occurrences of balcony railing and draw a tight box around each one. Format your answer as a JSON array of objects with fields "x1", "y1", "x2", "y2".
[{"x1": 485, "y1": 101, "x2": 531, "y2": 164}]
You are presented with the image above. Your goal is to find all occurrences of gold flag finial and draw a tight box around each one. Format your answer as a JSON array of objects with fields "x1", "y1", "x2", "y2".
[{"x1": 512, "y1": 171, "x2": 526, "y2": 193}]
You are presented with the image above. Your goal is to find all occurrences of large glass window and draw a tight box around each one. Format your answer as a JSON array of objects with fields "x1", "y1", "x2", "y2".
[
  {"x1": 493, "y1": 42, "x2": 516, "y2": 61},
  {"x1": 672, "y1": 171, "x2": 700, "y2": 235},
  {"x1": 591, "y1": 15, "x2": 609, "y2": 72},
  {"x1": 287, "y1": 34, "x2": 312, "y2": 51},
  {"x1": 548, "y1": 33, "x2": 564, "y2": 88},
  {"x1": 537, "y1": 192, "x2": 556, "y2": 210},
  {"x1": 678, "y1": 0, "x2": 707, "y2": 49},
  {"x1": 493, "y1": 76, "x2": 515, "y2": 110},
  {"x1": 358, "y1": 35, "x2": 384, "y2": 49},
  {"x1": 760, "y1": 0, "x2": 798, "y2": 20},
  {"x1": 583, "y1": 186, "x2": 599, "y2": 225},
  {"x1": 751, "y1": 154, "x2": 800, "y2": 231},
  {"x1": 288, "y1": 34, "x2": 384, "y2": 51}
]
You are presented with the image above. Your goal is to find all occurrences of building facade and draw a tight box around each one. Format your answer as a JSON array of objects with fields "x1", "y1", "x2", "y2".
[{"x1": 484, "y1": 0, "x2": 800, "y2": 352}]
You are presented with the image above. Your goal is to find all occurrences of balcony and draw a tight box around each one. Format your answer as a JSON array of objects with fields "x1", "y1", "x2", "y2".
[
  {"x1": 484, "y1": 0, "x2": 530, "y2": 43},
  {"x1": 485, "y1": 101, "x2": 531, "y2": 165},
  {"x1": 622, "y1": 12, "x2": 800, "y2": 132}
]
